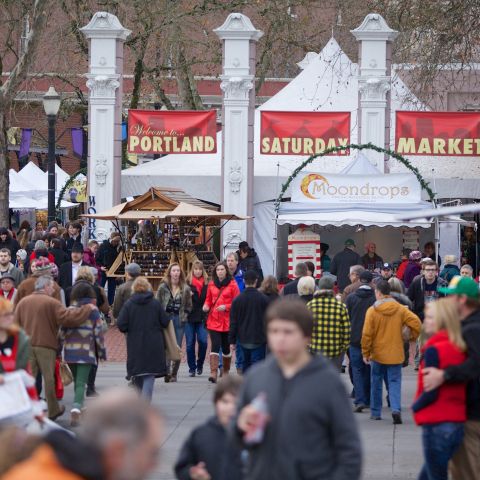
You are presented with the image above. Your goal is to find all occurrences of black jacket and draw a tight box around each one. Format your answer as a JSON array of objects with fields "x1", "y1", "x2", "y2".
[
  {"x1": 64, "y1": 235, "x2": 82, "y2": 258},
  {"x1": 330, "y1": 248, "x2": 361, "y2": 291},
  {"x1": 444, "y1": 309, "x2": 480, "y2": 420},
  {"x1": 117, "y1": 292, "x2": 170, "y2": 377},
  {"x1": 58, "y1": 261, "x2": 86, "y2": 290},
  {"x1": 187, "y1": 282, "x2": 207, "y2": 324},
  {"x1": 96, "y1": 240, "x2": 120, "y2": 269},
  {"x1": 281, "y1": 277, "x2": 300, "y2": 296},
  {"x1": 345, "y1": 285, "x2": 375, "y2": 347},
  {"x1": 65, "y1": 280, "x2": 106, "y2": 310},
  {"x1": 407, "y1": 276, "x2": 447, "y2": 320},
  {"x1": 238, "y1": 249, "x2": 263, "y2": 284},
  {"x1": 235, "y1": 355, "x2": 362, "y2": 480},
  {"x1": 229, "y1": 287, "x2": 269, "y2": 345},
  {"x1": 175, "y1": 416, "x2": 242, "y2": 480},
  {"x1": 49, "y1": 247, "x2": 69, "y2": 267},
  {"x1": 0, "y1": 236, "x2": 20, "y2": 258}
]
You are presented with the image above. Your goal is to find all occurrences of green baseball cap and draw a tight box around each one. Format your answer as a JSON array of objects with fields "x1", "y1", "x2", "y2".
[
  {"x1": 438, "y1": 276, "x2": 480, "y2": 299},
  {"x1": 345, "y1": 238, "x2": 356, "y2": 247}
]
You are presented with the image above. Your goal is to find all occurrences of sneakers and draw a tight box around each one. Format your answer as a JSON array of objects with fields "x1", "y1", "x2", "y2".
[
  {"x1": 70, "y1": 408, "x2": 81, "y2": 427},
  {"x1": 370, "y1": 415, "x2": 382, "y2": 421},
  {"x1": 392, "y1": 412, "x2": 403, "y2": 425},
  {"x1": 189, "y1": 371, "x2": 196, "y2": 377},
  {"x1": 196, "y1": 368, "x2": 203, "y2": 376}
]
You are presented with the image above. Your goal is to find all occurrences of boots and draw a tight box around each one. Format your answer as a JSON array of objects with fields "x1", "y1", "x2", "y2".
[
  {"x1": 223, "y1": 354, "x2": 232, "y2": 376},
  {"x1": 170, "y1": 360, "x2": 181, "y2": 382},
  {"x1": 164, "y1": 360, "x2": 172, "y2": 383},
  {"x1": 209, "y1": 353, "x2": 219, "y2": 383}
]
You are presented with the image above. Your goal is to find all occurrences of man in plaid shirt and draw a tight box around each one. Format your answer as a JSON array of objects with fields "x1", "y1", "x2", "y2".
[{"x1": 307, "y1": 276, "x2": 350, "y2": 370}]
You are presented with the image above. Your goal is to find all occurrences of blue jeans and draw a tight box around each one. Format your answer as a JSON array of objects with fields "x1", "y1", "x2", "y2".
[
  {"x1": 350, "y1": 346, "x2": 370, "y2": 407},
  {"x1": 184, "y1": 323, "x2": 207, "y2": 373},
  {"x1": 235, "y1": 341, "x2": 244, "y2": 370},
  {"x1": 419, "y1": 423, "x2": 464, "y2": 480},
  {"x1": 172, "y1": 314, "x2": 185, "y2": 347},
  {"x1": 101, "y1": 273, "x2": 116, "y2": 306},
  {"x1": 132, "y1": 375, "x2": 155, "y2": 403},
  {"x1": 140, "y1": 375, "x2": 155, "y2": 403},
  {"x1": 239, "y1": 344, "x2": 266, "y2": 373},
  {"x1": 370, "y1": 361, "x2": 402, "y2": 417}
]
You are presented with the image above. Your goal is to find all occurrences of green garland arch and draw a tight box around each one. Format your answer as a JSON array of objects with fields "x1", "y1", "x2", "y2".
[
  {"x1": 55, "y1": 167, "x2": 87, "y2": 216},
  {"x1": 274, "y1": 142, "x2": 436, "y2": 210}
]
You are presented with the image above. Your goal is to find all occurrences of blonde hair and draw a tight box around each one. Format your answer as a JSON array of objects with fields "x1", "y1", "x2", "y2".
[
  {"x1": 132, "y1": 276, "x2": 152, "y2": 294},
  {"x1": 76, "y1": 266, "x2": 95, "y2": 284},
  {"x1": 426, "y1": 299, "x2": 466, "y2": 351},
  {"x1": 388, "y1": 277, "x2": 405, "y2": 294},
  {"x1": 298, "y1": 276, "x2": 315, "y2": 296},
  {"x1": 187, "y1": 260, "x2": 208, "y2": 283}
]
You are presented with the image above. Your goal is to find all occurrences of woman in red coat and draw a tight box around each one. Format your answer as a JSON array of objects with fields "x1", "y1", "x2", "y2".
[
  {"x1": 412, "y1": 298, "x2": 467, "y2": 480},
  {"x1": 203, "y1": 261, "x2": 240, "y2": 383}
]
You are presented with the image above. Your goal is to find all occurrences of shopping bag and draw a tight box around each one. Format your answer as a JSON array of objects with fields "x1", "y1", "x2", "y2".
[
  {"x1": 54, "y1": 359, "x2": 64, "y2": 400},
  {"x1": 59, "y1": 361, "x2": 73, "y2": 387}
]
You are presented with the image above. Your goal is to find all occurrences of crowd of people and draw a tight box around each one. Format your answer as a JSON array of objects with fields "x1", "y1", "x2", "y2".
[{"x1": 0, "y1": 219, "x2": 479, "y2": 480}]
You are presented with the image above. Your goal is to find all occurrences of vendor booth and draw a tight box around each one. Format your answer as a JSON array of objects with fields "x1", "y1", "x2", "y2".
[
  {"x1": 265, "y1": 154, "x2": 473, "y2": 279},
  {"x1": 83, "y1": 187, "x2": 247, "y2": 288}
]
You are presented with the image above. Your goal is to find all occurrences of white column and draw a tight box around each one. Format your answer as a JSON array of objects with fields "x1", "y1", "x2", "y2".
[
  {"x1": 81, "y1": 12, "x2": 130, "y2": 240},
  {"x1": 352, "y1": 14, "x2": 398, "y2": 172},
  {"x1": 214, "y1": 14, "x2": 263, "y2": 256}
]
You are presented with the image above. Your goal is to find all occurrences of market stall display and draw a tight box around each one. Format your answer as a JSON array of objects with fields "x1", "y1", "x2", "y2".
[{"x1": 85, "y1": 187, "x2": 248, "y2": 283}]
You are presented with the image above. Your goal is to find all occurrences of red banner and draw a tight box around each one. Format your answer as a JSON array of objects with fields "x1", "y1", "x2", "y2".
[
  {"x1": 260, "y1": 111, "x2": 350, "y2": 155},
  {"x1": 128, "y1": 110, "x2": 217, "y2": 154},
  {"x1": 395, "y1": 111, "x2": 480, "y2": 156}
]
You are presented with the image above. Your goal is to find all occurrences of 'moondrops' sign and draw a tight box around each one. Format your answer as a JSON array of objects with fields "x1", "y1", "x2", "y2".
[{"x1": 291, "y1": 173, "x2": 421, "y2": 204}]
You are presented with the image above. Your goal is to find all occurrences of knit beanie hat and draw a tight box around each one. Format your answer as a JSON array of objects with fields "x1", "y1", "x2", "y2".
[{"x1": 16, "y1": 249, "x2": 27, "y2": 261}]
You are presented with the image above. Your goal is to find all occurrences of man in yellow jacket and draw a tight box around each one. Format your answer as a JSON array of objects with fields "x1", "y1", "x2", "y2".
[{"x1": 362, "y1": 279, "x2": 421, "y2": 424}]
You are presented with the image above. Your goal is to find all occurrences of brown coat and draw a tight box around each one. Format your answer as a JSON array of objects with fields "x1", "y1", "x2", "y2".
[
  {"x1": 341, "y1": 280, "x2": 361, "y2": 302},
  {"x1": 15, "y1": 274, "x2": 62, "y2": 306},
  {"x1": 14, "y1": 292, "x2": 92, "y2": 350}
]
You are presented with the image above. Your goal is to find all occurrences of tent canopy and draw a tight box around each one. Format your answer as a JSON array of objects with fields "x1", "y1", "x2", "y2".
[{"x1": 82, "y1": 188, "x2": 246, "y2": 222}]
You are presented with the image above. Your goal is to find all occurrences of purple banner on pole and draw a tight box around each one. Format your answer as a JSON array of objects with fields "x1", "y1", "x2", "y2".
[
  {"x1": 19, "y1": 129, "x2": 32, "y2": 159},
  {"x1": 71, "y1": 128, "x2": 83, "y2": 158}
]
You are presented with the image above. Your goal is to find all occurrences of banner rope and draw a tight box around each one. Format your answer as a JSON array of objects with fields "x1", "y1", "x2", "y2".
[{"x1": 274, "y1": 142, "x2": 436, "y2": 211}]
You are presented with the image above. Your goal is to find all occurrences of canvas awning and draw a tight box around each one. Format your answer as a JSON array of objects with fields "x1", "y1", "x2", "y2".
[
  {"x1": 277, "y1": 199, "x2": 434, "y2": 228},
  {"x1": 277, "y1": 210, "x2": 432, "y2": 228},
  {"x1": 166, "y1": 202, "x2": 249, "y2": 221}
]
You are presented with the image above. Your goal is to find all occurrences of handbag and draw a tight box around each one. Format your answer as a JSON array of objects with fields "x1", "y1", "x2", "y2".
[
  {"x1": 54, "y1": 359, "x2": 64, "y2": 400},
  {"x1": 163, "y1": 320, "x2": 182, "y2": 362},
  {"x1": 59, "y1": 361, "x2": 73, "y2": 387}
]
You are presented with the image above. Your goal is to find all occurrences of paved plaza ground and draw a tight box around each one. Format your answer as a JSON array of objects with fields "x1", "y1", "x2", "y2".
[{"x1": 57, "y1": 327, "x2": 424, "y2": 480}]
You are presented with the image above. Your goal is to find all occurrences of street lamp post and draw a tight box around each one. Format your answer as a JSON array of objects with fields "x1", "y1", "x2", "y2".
[{"x1": 42, "y1": 86, "x2": 61, "y2": 223}]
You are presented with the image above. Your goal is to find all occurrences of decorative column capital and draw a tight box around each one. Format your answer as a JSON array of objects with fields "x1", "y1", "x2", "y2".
[
  {"x1": 81, "y1": 11, "x2": 131, "y2": 40},
  {"x1": 351, "y1": 13, "x2": 398, "y2": 42},
  {"x1": 86, "y1": 74, "x2": 120, "y2": 99},
  {"x1": 214, "y1": 13, "x2": 263, "y2": 41},
  {"x1": 358, "y1": 77, "x2": 391, "y2": 102},
  {"x1": 220, "y1": 76, "x2": 254, "y2": 100}
]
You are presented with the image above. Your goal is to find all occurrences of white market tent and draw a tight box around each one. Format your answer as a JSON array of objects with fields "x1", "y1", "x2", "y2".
[{"x1": 10, "y1": 163, "x2": 78, "y2": 209}]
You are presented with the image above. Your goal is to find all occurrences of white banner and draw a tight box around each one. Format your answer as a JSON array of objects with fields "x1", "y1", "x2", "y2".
[{"x1": 291, "y1": 172, "x2": 421, "y2": 204}]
